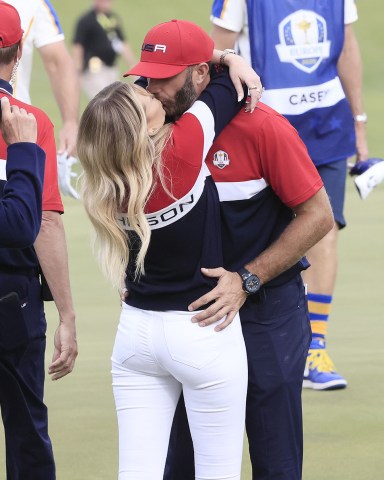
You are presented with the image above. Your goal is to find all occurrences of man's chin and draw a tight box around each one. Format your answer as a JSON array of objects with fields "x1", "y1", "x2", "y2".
[{"x1": 162, "y1": 104, "x2": 179, "y2": 120}]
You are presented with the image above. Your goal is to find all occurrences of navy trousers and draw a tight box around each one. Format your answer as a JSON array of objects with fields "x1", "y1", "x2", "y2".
[
  {"x1": 0, "y1": 273, "x2": 55, "y2": 480},
  {"x1": 164, "y1": 275, "x2": 311, "y2": 480}
]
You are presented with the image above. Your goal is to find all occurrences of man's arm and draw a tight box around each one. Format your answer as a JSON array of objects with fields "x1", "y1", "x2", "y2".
[
  {"x1": 0, "y1": 97, "x2": 43, "y2": 247},
  {"x1": 210, "y1": 24, "x2": 238, "y2": 50},
  {"x1": 189, "y1": 187, "x2": 334, "y2": 330},
  {"x1": 72, "y1": 43, "x2": 85, "y2": 74},
  {"x1": 39, "y1": 41, "x2": 80, "y2": 156},
  {"x1": 338, "y1": 24, "x2": 368, "y2": 162},
  {"x1": 243, "y1": 187, "x2": 334, "y2": 283},
  {"x1": 120, "y1": 41, "x2": 136, "y2": 68},
  {"x1": 34, "y1": 211, "x2": 78, "y2": 380}
]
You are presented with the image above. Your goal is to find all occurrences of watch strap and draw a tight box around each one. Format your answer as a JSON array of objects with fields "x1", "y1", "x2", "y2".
[
  {"x1": 219, "y1": 49, "x2": 236, "y2": 66},
  {"x1": 354, "y1": 113, "x2": 368, "y2": 123},
  {"x1": 237, "y1": 267, "x2": 261, "y2": 295},
  {"x1": 237, "y1": 267, "x2": 251, "y2": 280}
]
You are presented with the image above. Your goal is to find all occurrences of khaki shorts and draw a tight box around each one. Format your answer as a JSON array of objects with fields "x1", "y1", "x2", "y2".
[{"x1": 81, "y1": 61, "x2": 120, "y2": 99}]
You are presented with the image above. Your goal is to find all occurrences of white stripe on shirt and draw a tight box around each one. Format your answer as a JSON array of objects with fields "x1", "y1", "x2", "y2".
[{"x1": 216, "y1": 178, "x2": 268, "y2": 202}]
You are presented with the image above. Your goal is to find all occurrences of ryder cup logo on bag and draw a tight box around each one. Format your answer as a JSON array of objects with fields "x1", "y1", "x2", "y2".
[
  {"x1": 275, "y1": 10, "x2": 330, "y2": 73},
  {"x1": 213, "y1": 150, "x2": 230, "y2": 169}
]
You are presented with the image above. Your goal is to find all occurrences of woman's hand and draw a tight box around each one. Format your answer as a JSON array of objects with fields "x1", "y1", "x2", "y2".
[{"x1": 213, "y1": 49, "x2": 263, "y2": 112}]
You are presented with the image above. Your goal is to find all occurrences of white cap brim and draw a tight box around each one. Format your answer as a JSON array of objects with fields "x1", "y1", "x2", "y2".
[{"x1": 354, "y1": 161, "x2": 384, "y2": 199}]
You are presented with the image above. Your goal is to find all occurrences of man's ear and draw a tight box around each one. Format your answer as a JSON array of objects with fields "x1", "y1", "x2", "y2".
[
  {"x1": 194, "y1": 62, "x2": 210, "y2": 85},
  {"x1": 17, "y1": 42, "x2": 23, "y2": 60}
]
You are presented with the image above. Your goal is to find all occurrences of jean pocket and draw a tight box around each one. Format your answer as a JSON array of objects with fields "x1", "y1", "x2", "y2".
[{"x1": 163, "y1": 316, "x2": 220, "y2": 369}]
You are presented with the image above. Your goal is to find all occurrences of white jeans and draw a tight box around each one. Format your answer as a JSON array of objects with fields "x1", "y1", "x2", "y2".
[{"x1": 111, "y1": 303, "x2": 248, "y2": 480}]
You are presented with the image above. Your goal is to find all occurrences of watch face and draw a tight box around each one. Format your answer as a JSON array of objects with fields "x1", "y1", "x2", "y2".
[{"x1": 244, "y1": 275, "x2": 260, "y2": 294}]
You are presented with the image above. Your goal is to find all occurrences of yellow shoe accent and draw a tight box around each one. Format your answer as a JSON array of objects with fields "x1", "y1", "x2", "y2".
[
  {"x1": 303, "y1": 347, "x2": 347, "y2": 391},
  {"x1": 306, "y1": 348, "x2": 336, "y2": 373}
]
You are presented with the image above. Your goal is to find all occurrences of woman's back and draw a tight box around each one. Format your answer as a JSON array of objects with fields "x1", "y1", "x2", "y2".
[{"x1": 122, "y1": 70, "x2": 244, "y2": 310}]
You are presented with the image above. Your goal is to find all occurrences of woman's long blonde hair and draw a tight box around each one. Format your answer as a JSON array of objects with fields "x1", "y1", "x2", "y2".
[{"x1": 77, "y1": 81, "x2": 171, "y2": 290}]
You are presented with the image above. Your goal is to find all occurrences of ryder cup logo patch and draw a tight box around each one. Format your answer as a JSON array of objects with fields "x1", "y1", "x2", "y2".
[
  {"x1": 213, "y1": 150, "x2": 230, "y2": 169},
  {"x1": 275, "y1": 10, "x2": 330, "y2": 73}
]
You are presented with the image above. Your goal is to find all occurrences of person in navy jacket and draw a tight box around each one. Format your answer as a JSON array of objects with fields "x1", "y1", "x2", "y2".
[
  {"x1": 0, "y1": 2, "x2": 77, "y2": 479},
  {"x1": 0, "y1": 96, "x2": 45, "y2": 247}
]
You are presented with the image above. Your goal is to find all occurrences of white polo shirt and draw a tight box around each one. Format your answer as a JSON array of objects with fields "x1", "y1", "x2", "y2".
[{"x1": 5, "y1": 0, "x2": 64, "y2": 104}]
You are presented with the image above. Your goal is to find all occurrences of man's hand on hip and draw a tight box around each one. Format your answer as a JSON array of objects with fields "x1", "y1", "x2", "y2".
[{"x1": 188, "y1": 267, "x2": 247, "y2": 332}]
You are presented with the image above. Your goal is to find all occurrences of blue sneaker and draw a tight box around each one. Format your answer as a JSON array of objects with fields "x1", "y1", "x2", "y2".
[{"x1": 303, "y1": 339, "x2": 347, "y2": 391}]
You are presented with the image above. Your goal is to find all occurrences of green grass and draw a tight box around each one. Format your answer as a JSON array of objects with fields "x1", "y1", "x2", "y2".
[{"x1": 1, "y1": 1, "x2": 384, "y2": 478}]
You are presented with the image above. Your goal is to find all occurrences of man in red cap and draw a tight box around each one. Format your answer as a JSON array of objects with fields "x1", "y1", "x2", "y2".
[
  {"x1": 0, "y1": 2, "x2": 78, "y2": 478},
  {"x1": 125, "y1": 19, "x2": 334, "y2": 480}
]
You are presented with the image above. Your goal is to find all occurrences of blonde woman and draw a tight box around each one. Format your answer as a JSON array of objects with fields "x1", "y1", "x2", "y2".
[{"x1": 77, "y1": 20, "x2": 261, "y2": 480}]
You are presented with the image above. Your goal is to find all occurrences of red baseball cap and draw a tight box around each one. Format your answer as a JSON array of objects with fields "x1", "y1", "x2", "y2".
[
  {"x1": 124, "y1": 19, "x2": 214, "y2": 79},
  {"x1": 0, "y1": 1, "x2": 24, "y2": 48}
]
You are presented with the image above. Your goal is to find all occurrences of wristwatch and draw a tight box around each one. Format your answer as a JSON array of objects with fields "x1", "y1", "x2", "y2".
[
  {"x1": 237, "y1": 267, "x2": 261, "y2": 295},
  {"x1": 354, "y1": 113, "x2": 368, "y2": 123},
  {"x1": 219, "y1": 49, "x2": 237, "y2": 65}
]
